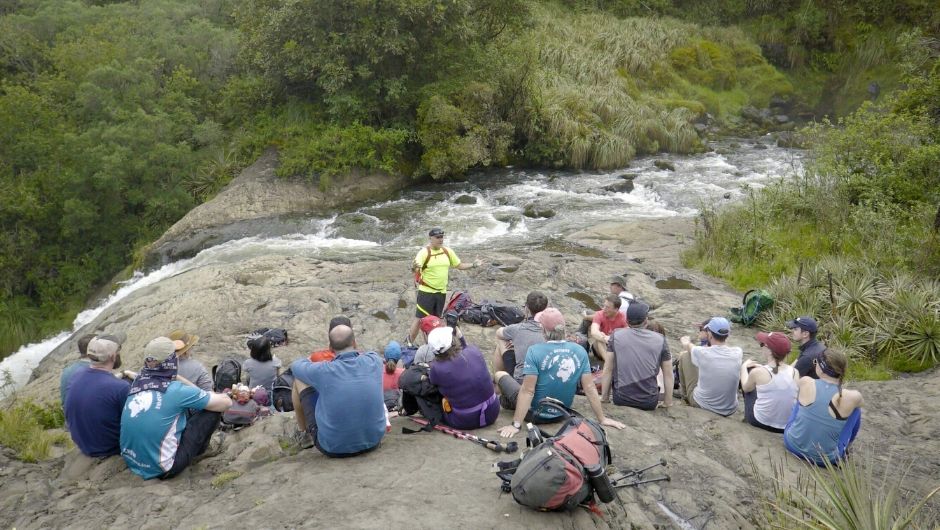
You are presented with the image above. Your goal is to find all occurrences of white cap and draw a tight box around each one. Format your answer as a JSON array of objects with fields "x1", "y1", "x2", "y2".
[{"x1": 427, "y1": 327, "x2": 454, "y2": 356}]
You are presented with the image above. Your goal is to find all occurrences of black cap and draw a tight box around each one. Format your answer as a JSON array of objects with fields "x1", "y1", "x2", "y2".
[
  {"x1": 428, "y1": 228, "x2": 444, "y2": 237},
  {"x1": 626, "y1": 302, "x2": 649, "y2": 324}
]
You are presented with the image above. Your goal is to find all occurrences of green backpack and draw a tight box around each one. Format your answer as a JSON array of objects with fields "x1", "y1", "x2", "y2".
[{"x1": 730, "y1": 289, "x2": 774, "y2": 326}]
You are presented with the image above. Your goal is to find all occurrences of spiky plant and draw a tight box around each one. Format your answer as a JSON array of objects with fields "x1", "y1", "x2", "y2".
[
  {"x1": 896, "y1": 308, "x2": 940, "y2": 368},
  {"x1": 835, "y1": 271, "x2": 884, "y2": 327},
  {"x1": 767, "y1": 455, "x2": 940, "y2": 530},
  {"x1": 825, "y1": 314, "x2": 870, "y2": 361}
]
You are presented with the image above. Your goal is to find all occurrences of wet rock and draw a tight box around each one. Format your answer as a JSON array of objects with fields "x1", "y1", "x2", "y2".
[
  {"x1": 694, "y1": 123, "x2": 708, "y2": 133},
  {"x1": 777, "y1": 131, "x2": 807, "y2": 148},
  {"x1": 523, "y1": 205, "x2": 556, "y2": 219},
  {"x1": 653, "y1": 160, "x2": 675, "y2": 171},
  {"x1": 774, "y1": 114, "x2": 790, "y2": 124},
  {"x1": 723, "y1": 192, "x2": 732, "y2": 199},
  {"x1": 603, "y1": 180, "x2": 635, "y2": 194},
  {"x1": 453, "y1": 194, "x2": 477, "y2": 205},
  {"x1": 753, "y1": 142, "x2": 768, "y2": 150},
  {"x1": 618, "y1": 173, "x2": 638, "y2": 181},
  {"x1": 769, "y1": 94, "x2": 794, "y2": 112}
]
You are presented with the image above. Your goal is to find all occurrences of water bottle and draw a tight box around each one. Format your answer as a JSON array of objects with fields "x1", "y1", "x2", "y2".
[{"x1": 585, "y1": 464, "x2": 616, "y2": 503}]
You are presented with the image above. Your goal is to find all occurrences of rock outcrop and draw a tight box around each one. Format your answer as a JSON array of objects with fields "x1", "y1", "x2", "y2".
[{"x1": 143, "y1": 149, "x2": 413, "y2": 268}]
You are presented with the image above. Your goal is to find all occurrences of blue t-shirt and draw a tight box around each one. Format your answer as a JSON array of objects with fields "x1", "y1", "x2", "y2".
[
  {"x1": 291, "y1": 351, "x2": 386, "y2": 455},
  {"x1": 524, "y1": 341, "x2": 591, "y2": 421},
  {"x1": 120, "y1": 381, "x2": 210, "y2": 479},
  {"x1": 60, "y1": 359, "x2": 91, "y2": 406},
  {"x1": 65, "y1": 367, "x2": 130, "y2": 457}
]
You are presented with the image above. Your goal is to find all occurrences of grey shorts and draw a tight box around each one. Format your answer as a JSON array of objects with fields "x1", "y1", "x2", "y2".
[{"x1": 497, "y1": 374, "x2": 522, "y2": 410}]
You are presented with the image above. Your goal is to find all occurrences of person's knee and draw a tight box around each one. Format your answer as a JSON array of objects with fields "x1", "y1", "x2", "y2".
[{"x1": 494, "y1": 371, "x2": 509, "y2": 384}]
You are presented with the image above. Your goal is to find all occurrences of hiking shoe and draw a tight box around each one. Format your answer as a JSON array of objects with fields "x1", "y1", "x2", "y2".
[
  {"x1": 204, "y1": 431, "x2": 226, "y2": 458},
  {"x1": 292, "y1": 429, "x2": 315, "y2": 450}
]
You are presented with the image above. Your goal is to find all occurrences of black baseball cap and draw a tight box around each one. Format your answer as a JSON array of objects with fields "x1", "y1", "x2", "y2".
[{"x1": 428, "y1": 228, "x2": 444, "y2": 237}]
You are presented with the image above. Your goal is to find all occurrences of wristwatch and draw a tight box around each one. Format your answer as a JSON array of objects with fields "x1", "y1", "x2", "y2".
[{"x1": 512, "y1": 421, "x2": 522, "y2": 429}]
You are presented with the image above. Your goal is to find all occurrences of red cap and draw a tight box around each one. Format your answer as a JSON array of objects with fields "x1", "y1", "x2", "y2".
[
  {"x1": 420, "y1": 316, "x2": 443, "y2": 334},
  {"x1": 755, "y1": 331, "x2": 792, "y2": 357}
]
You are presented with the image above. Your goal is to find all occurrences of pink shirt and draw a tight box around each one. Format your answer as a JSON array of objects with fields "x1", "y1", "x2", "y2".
[{"x1": 382, "y1": 367, "x2": 404, "y2": 391}]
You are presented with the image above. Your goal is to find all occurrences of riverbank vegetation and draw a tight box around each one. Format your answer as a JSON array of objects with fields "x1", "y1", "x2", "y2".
[
  {"x1": 1, "y1": 0, "x2": 936, "y2": 357},
  {"x1": 685, "y1": 44, "x2": 940, "y2": 375}
]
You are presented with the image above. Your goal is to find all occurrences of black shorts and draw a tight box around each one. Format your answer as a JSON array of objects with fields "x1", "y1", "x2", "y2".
[{"x1": 415, "y1": 291, "x2": 446, "y2": 318}]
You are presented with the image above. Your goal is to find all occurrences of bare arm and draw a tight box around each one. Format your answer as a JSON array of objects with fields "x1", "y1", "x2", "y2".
[
  {"x1": 204, "y1": 392, "x2": 233, "y2": 412},
  {"x1": 740, "y1": 360, "x2": 760, "y2": 392},
  {"x1": 589, "y1": 323, "x2": 605, "y2": 342},
  {"x1": 660, "y1": 360, "x2": 674, "y2": 407},
  {"x1": 582, "y1": 373, "x2": 625, "y2": 429}
]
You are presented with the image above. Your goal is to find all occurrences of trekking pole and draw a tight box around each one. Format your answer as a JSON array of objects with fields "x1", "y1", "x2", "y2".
[
  {"x1": 609, "y1": 458, "x2": 667, "y2": 483},
  {"x1": 410, "y1": 418, "x2": 519, "y2": 454},
  {"x1": 612, "y1": 475, "x2": 671, "y2": 489}
]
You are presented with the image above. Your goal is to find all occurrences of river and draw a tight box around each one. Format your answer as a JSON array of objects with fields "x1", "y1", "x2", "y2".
[{"x1": 0, "y1": 137, "x2": 803, "y2": 396}]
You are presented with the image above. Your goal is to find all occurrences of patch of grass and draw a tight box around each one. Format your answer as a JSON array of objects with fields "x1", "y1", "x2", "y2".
[
  {"x1": 211, "y1": 470, "x2": 242, "y2": 488},
  {"x1": 0, "y1": 399, "x2": 72, "y2": 462}
]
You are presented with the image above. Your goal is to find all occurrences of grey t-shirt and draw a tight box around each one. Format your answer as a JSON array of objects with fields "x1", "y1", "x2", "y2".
[
  {"x1": 691, "y1": 344, "x2": 742, "y2": 416},
  {"x1": 413, "y1": 344, "x2": 435, "y2": 365},
  {"x1": 609, "y1": 327, "x2": 669, "y2": 409},
  {"x1": 243, "y1": 355, "x2": 283, "y2": 393},
  {"x1": 178, "y1": 357, "x2": 213, "y2": 391},
  {"x1": 502, "y1": 319, "x2": 546, "y2": 380}
]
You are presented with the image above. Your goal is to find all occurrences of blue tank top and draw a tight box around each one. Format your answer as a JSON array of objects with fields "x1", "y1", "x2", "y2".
[{"x1": 784, "y1": 380, "x2": 847, "y2": 464}]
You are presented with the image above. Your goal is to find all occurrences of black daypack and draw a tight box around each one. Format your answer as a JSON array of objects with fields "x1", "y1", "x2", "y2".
[
  {"x1": 398, "y1": 363, "x2": 444, "y2": 425},
  {"x1": 486, "y1": 304, "x2": 525, "y2": 326},
  {"x1": 246, "y1": 327, "x2": 289, "y2": 348},
  {"x1": 271, "y1": 368, "x2": 295, "y2": 412},
  {"x1": 212, "y1": 358, "x2": 242, "y2": 393}
]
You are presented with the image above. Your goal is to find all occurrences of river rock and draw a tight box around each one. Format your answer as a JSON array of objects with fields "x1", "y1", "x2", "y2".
[
  {"x1": 603, "y1": 180, "x2": 635, "y2": 194},
  {"x1": 653, "y1": 160, "x2": 675, "y2": 171},
  {"x1": 523, "y1": 205, "x2": 556, "y2": 218},
  {"x1": 454, "y1": 194, "x2": 477, "y2": 205}
]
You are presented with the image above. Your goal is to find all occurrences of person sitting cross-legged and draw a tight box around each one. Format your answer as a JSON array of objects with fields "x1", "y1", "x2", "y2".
[
  {"x1": 495, "y1": 308, "x2": 626, "y2": 438},
  {"x1": 290, "y1": 325, "x2": 386, "y2": 457}
]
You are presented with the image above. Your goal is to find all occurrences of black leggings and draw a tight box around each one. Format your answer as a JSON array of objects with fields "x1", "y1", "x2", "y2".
[
  {"x1": 160, "y1": 410, "x2": 221, "y2": 479},
  {"x1": 743, "y1": 390, "x2": 784, "y2": 434}
]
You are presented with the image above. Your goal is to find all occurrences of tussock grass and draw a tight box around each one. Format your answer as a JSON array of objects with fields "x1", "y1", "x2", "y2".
[
  {"x1": 523, "y1": 3, "x2": 788, "y2": 169},
  {"x1": 0, "y1": 397, "x2": 71, "y2": 463},
  {"x1": 211, "y1": 471, "x2": 242, "y2": 488}
]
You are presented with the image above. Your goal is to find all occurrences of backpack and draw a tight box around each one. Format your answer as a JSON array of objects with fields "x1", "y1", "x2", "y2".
[
  {"x1": 496, "y1": 398, "x2": 614, "y2": 511},
  {"x1": 445, "y1": 290, "x2": 474, "y2": 314},
  {"x1": 271, "y1": 368, "x2": 295, "y2": 412},
  {"x1": 212, "y1": 358, "x2": 242, "y2": 393},
  {"x1": 729, "y1": 289, "x2": 774, "y2": 326},
  {"x1": 486, "y1": 303, "x2": 525, "y2": 327},
  {"x1": 398, "y1": 363, "x2": 444, "y2": 425},
  {"x1": 414, "y1": 246, "x2": 452, "y2": 289},
  {"x1": 459, "y1": 305, "x2": 491, "y2": 326},
  {"x1": 222, "y1": 399, "x2": 260, "y2": 426},
  {"x1": 246, "y1": 327, "x2": 289, "y2": 348}
]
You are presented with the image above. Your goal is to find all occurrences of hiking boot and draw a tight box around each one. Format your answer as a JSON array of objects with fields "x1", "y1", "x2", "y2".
[
  {"x1": 292, "y1": 429, "x2": 315, "y2": 450},
  {"x1": 203, "y1": 431, "x2": 226, "y2": 458}
]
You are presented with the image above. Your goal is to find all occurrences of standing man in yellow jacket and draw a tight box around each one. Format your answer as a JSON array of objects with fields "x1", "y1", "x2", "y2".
[{"x1": 409, "y1": 227, "x2": 480, "y2": 343}]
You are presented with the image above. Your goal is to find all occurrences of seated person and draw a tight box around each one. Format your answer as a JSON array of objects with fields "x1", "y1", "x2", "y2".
[
  {"x1": 121, "y1": 337, "x2": 232, "y2": 479},
  {"x1": 382, "y1": 341, "x2": 404, "y2": 411},
  {"x1": 678, "y1": 317, "x2": 742, "y2": 416},
  {"x1": 784, "y1": 348, "x2": 862, "y2": 466},
  {"x1": 169, "y1": 330, "x2": 212, "y2": 391},
  {"x1": 606, "y1": 303, "x2": 673, "y2": 411},
  {"x1": 589, "y1": 295, "x2": 627, "y2": 401},
  {"x1": 412, "y1": 315, "x2": 444, "y2": 365},
  {"x1": 493, "y1": 291, "x2": 547, "y2": 376},
  {"x1": 290, "y1": 325, "x2": 386, "y2": 457},
  {"x1": 427, "y1": 326, "x2": 499, "y2": 430},
  {"x1": 495, "y1": 308, "x2": 626, "y2": 438},
  {"x1": 65, "y1": 335, "x2": 130, "y2": 457},
  {"x1": 59, "y1": 334, "x2": 96, "y2": 408},
  {"x1": 308, "y1": 315, "x2": 352, "y2": 362},
  {"x1": 741, "y1": 331, "x2": 798, "y2": 433},
  {"x1": 243, "y1": 335, "x2": 282, "y2": 396}
]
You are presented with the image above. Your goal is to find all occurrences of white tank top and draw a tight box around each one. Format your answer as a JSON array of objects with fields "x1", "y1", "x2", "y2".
[{"x1": 754, "y1": 364, "x2": 798, "y2": 429}]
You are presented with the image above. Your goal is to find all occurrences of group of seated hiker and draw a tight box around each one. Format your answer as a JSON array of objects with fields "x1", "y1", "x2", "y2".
[
  {"x1": 62, "y1": 333, "x2": 234, "y2": 479},
  {"x1": 59, "y1": 280, "x2": 863, "y2": 477}
]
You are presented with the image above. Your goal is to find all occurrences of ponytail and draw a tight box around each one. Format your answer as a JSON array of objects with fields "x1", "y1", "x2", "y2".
[{"x1": 385, "y1": 359, "x2": 397, "y2": 374}]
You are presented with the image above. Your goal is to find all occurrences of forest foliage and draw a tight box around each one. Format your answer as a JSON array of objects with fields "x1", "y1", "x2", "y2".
[{"x1": 1, "y1": 0, "x2": 937, "y2": 358}]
